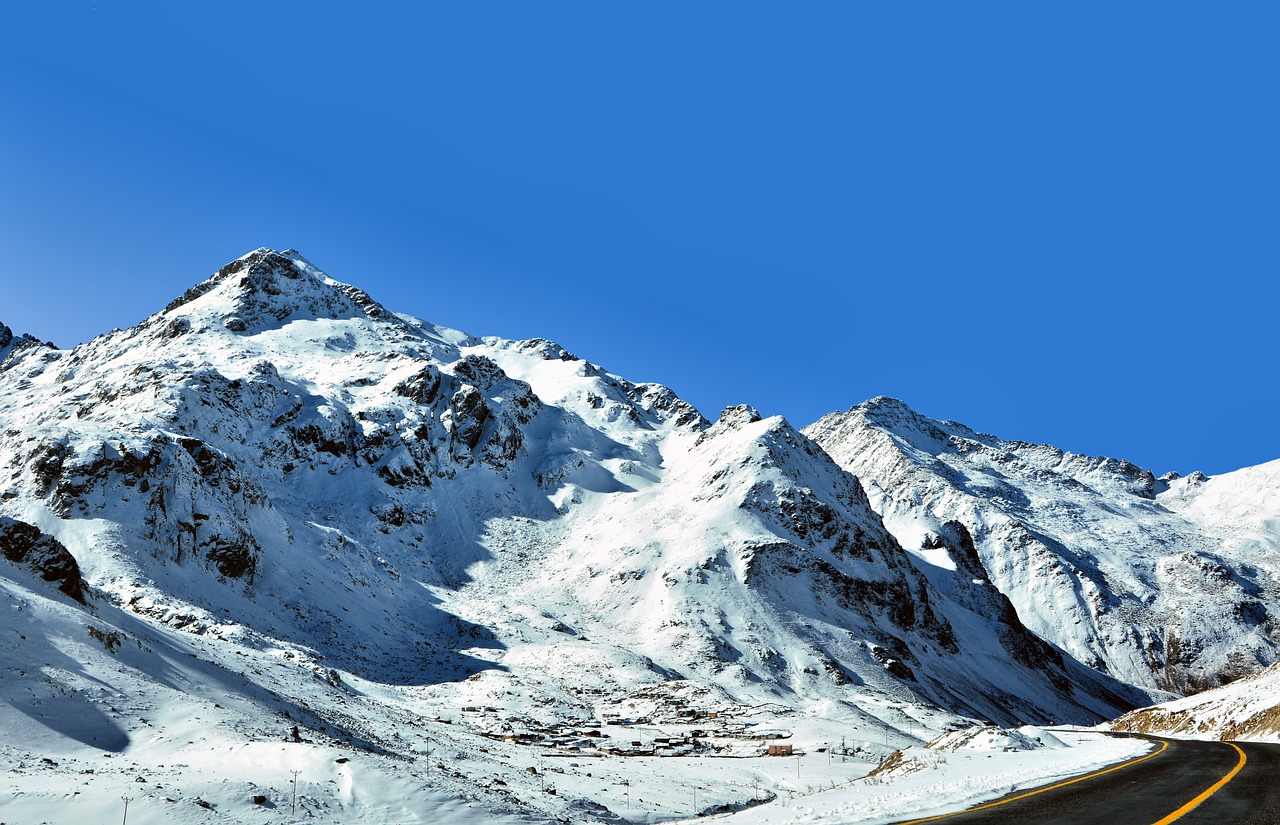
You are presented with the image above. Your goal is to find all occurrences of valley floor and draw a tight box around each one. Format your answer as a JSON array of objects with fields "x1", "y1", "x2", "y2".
[{"x1": 1, "y1": 724, "x2": 1146, "y2": 824}]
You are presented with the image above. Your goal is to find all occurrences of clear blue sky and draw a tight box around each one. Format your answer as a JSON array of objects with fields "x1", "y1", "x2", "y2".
[{"x1": 2, "y1": 3, "x2": 1276, "y2": 476}]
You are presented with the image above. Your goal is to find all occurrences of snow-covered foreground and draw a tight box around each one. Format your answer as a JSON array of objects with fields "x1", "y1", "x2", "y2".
[
  {"x1": 8, "y1": 560, "x2": 1142, "y2": 825},
  {"x1": 711, "y1": 729, "x2": 1148, "y2": 825},
  {"x1": 0, "y1": 728, "x2": 1146, "y2": 825},
  {"x1": 2, "y1": 649, "x2": 1146, "y2": 825}
]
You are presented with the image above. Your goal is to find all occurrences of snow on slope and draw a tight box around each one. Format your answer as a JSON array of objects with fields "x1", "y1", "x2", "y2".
[
  {"x1": 1112, "y1": 661, "x2": 1280, "y2": 742},
  {"x1": 0, "y1": 248, "x2": 1113, "y2": 823},
  {"x1": 0, "y1": 249, "x2": 1136, "y2": 723},
  {"x1": 0, "y1": 248, "x2": 1271, "y2": 822},
  {"x1": 805, "y1": 398, "x2": 1280, "y2": 697},
  {"x1": 0, "y1": 320, "x2": 49, "y2": 364},
  {"x1": 0, "y1": 571, "x2": 557, "y2": 824},
  {"x1": 446, "y1": 401, "x2": 1145, "y2": 730},
  {"x1": 1161, "y1": 459, "x2": 1280, "y2": 557}
]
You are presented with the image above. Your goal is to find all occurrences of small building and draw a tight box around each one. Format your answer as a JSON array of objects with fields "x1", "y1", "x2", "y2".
[{"x1": 768, "y1": 744, "x2": 794, "y2": 757}]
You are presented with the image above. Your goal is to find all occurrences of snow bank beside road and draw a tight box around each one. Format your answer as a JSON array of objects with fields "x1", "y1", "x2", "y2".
[{"x1": 708, "y1": 730, "x2": 1149, "y2": 825}]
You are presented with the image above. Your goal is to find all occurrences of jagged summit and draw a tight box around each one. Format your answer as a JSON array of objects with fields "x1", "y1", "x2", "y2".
[
  {"x1": 0, "y1": 320, "x2": 52, "y2": 363},
  {"x1": 164, "y1": 248, "x2": 316, "y2": 311},
  {"x1": 840, "y1": 396, "x2": 994, "y2": 444},
  {"x1": 853, "y1": 395, "x2": 914, "y2": 415},
  {"x1": 822, "y1": 397, "x2": 1155, "y2": 498},
  {"x1": 159, "y1": 247, "x2": 406, "y2": 337}
]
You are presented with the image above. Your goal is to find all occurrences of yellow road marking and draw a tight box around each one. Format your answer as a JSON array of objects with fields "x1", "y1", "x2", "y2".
[
  {"x1": 895, "y1": 738, "x2": 1170, "y2": 824},
  {"x1": 1149, "y1": 742, "x2": 1247, "y2": 825}
]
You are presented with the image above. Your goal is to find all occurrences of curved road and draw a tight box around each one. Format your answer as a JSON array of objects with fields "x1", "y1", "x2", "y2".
[{"x1": 892, "y1": 734, "x2": 1280, "y2": 824}]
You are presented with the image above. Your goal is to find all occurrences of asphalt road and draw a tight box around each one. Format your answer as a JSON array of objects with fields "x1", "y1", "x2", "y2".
[{"x1": 892, "y1": 734, "x2": 1280, "y2": 824}]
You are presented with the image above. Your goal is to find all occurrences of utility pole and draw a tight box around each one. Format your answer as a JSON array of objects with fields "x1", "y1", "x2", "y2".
[
  {"x1": 693, "y1": 787, "x2": 697, "y2": 815},
  {"x1": 291, "y1": 769, "x2": 302, "y2": 817},
  {"x1": 121, "y1": 795, "x2": 132, "y2": 825}
]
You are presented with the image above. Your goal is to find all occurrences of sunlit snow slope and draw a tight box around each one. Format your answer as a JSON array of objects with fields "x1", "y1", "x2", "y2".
[
  {"x1": 2, "y1": 249, "x2": 1277, "y2": 821},
  {"x1": 806, "y1": 399, "x2": 1280, "y2": 697}
]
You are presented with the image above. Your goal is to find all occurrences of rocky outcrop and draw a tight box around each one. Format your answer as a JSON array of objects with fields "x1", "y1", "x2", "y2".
[
  {"x1": 14, "y1": 432, "x2": 266, "y2": 583},
  {"x1": 0, "y1": 321, "x2": 52, "y2": 364},
  {"x1": 0, "y1": 516, "x2": 85, "y2": 602},
  {"x1": 164, "y1": 248, "x2": 403, "y2": 335},
  {"x1": 924, "y1": 522, "x2": 1072, "y2": 692}
]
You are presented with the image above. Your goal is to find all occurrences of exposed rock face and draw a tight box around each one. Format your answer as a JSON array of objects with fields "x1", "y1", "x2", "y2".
[
  {"x1": 164, "y1": 248, "x2": 404, "y2": 337},
  {"x1": 923, "y1": 522, "x2": 1071, "y2": 692},
  {"x1": 0, "y1": 321, "x2": 52, "y2": 364},
  {"x1": 0, "y1": 516, "x2": 85, "y2": 602}
]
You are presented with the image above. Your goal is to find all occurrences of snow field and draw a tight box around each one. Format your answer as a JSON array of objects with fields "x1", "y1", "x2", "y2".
[
  {"x1": 5, "y1": 712, "x2": 1143, "y2": 825},
  {"x1": 708, "y1": 729, "x2": 1149, "y2": 825}
]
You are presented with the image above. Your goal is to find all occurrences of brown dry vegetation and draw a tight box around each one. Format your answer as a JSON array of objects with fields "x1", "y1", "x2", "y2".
[{"x1": 1112, "y1": 702, "x2": 1280, "y2": 741}]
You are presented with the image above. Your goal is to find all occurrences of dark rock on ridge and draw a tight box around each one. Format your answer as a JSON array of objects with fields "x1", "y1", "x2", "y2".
[{"x1": 0, "y1": 516, "x2": 86, "y2": 602}]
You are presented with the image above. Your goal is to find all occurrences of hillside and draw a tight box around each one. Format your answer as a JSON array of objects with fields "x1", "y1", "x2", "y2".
[
  {"x1": 805, "y1": 398, "x2": 1280, "y2": 696},
  {"x1": 2, "y1": 249, "x2": 1277, "y2": 822},
  {"x1": 1111, "y1": 663, "x2": 1280, "y2": 742}
]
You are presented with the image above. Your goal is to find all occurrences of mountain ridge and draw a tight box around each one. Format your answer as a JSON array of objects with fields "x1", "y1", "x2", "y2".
[
  {"x1": 3, "y1": 248, "x2": 1278, "y2": 822},
  {"x1": 805, "y1": 398, "x2": 1280, "y2": 697}
]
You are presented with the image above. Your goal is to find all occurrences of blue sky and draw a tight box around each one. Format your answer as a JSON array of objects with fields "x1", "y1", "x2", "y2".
[{"x1": 1, "y1": 3, "x2": 1276, "y2": 476}]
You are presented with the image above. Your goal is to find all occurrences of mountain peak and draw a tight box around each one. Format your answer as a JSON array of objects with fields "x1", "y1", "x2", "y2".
[
  {"x1": 854, "y1": 395, "x2": 920, "y2": 419},
  {"x1": 715, "y1": 403, "x2": 763, "y2": 428},
  {"x1": 161, "y1": 247, "x2": 398, "y2": 334},
  {"x1": 835, "y1": 396, "x2": 949, "y2": 443},
  {"x1": 164, "y1": 248, "x2": 320, "y2": 313},
  {"x1": 0, "y1": 321, "x2": 53, "y2": 363}
]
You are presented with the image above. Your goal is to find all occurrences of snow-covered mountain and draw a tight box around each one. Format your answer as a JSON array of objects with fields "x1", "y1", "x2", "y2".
[
  {"x1": 2, "y1": 249, "x2": 1277, "y2": 821},
  {"x1": 0, "y1": 248, "x2": 1138, "y2": 716},
  {"x1": 805, "y1": 399, "x2": 1280, "y2": 697}
]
